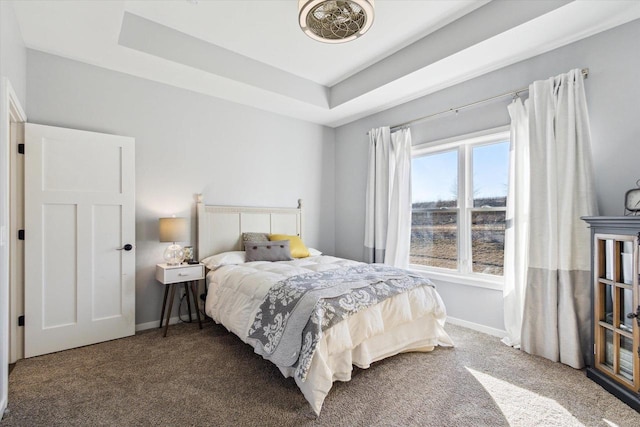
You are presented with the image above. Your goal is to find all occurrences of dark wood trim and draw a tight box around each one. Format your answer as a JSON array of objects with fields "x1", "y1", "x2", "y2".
[
  {"x1": 583, "y1": 216, "x2": 640, "y2": 232},
  {"x1": 587, "y1": 368, "x2": 640, "y2": 412}
]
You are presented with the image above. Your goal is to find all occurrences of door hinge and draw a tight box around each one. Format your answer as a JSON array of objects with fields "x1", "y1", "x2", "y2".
[
  {"x1": 18, "y1": 229, "x2": 25, "y2": 240},
  {"x1": 18, "y1": 143, "x2": 24, "y2": 154},
  {"x1": 593, "y1": 344, "x2": 596, "y2": 355},
  {"x1": 18, "y1": 315, "x2": 24, "y2": 326}
]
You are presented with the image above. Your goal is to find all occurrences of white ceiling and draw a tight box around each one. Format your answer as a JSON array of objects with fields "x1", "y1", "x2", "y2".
[{"x1": 11, "y1": 0, "x2": 640, "y2": 127}]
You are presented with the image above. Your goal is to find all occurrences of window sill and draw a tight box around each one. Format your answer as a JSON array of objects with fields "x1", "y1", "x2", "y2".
[{"x1": 408, "y1": 266, "x2": 504, "y2": 291}]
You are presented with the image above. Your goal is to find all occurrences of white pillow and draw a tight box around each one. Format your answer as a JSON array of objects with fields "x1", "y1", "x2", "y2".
[
  {"x1": 200, "y1": 251, "x2": 246, "y2": 270},
  {"x1": 308, "y1": 248, "x2": 322, "y2": 256}
]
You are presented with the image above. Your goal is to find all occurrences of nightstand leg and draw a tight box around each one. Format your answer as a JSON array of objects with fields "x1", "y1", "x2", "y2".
[
  {"x1": 159, "y1": 284, "x2": 170, "y2": 329},
  {"x1": 190, "y1": 281, "x2": 202, "y2": 329},
  {"x1": 184, "y1": 282, "x2": 193, "y2": 322},
  {"x1": 163, "y1": 284, "x2": 176, "y2": 337}
]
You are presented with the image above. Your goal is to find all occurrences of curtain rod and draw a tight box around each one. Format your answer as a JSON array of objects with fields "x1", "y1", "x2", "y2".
[{"x1": 378, "y1": 68, "x2": 589, "y2": 133}]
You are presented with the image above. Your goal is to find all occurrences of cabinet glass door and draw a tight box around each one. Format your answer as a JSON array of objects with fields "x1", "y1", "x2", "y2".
[{"x1": 594, "y1": 234, "x2": 639, "y2": 391}]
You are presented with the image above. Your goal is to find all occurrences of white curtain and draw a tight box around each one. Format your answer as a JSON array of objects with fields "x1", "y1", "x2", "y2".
[
  {"x1": 502, "y1": 97, "x2": 530, "y2": 348},
  {"x1": 503, "y1": 69, "x2": 598, "y2": 368},
  {"x1": 364, "y1": 127, "x2": 413, "y2": 268}
]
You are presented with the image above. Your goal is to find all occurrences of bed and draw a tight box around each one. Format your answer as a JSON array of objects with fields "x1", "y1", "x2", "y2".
[{"x1": 197, "y1": 197, "x2": 453, "y2": 415}]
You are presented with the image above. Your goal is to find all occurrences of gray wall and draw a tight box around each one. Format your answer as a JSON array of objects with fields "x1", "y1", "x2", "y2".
[
  {"x1": 26, "y1": 51, "x2": 336, "y2": 326},
  {"x1": 334, "y1": 19, "x2": 640, "y2": 332},
  {"x1": 0, "y1": 1, "x2": 27, "y2": 107}
]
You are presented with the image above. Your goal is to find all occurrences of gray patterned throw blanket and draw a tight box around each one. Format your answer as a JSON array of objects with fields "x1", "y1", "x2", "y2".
[{"x1": 246, "y1": 263, "x2": 434, "y2": 381}]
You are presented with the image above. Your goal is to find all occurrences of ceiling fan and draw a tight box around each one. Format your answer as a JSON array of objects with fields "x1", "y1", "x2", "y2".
[{"x1": 298, "y1": 0, "x2": 375, "y2": 43}]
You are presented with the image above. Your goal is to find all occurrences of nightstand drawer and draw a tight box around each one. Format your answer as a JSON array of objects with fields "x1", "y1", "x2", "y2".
[{"x1": 155, "y1": 264, "x2": 204, "y2": 284}]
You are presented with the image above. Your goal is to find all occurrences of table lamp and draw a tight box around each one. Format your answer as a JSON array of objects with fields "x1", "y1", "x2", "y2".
[{"x1": 159, "y1": 217, "x2": 188, "y2": 265}]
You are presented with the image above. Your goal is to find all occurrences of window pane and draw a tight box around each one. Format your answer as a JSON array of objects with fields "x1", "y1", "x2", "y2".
[
  {"x1": 473, "y1": 142, "x2": 509, "y2": 208},
  {"x1": 471, "y1": 211, "x2": 505, "y2": 275},
  {"x1": 620, "y1": 335, "x2": 634, "y2": 380},
  {"x1": 604, "y1": 328, "x2": 614, "y2": 369},
  {"x1": 620, "y1": 288, "x2": 634, "y2": 333},
  {"x1": 603, "y1": 284, "x2": 613, "y2": 325},
  {"x1": 411, "y1": 210, "x2": 457, "y2": 269},
  {"x1": 412, "y1": 150, "x2": 458, "y2": 208},
  {"x1": 411, "y1": 150, "x2": 458, "y2": 269}
]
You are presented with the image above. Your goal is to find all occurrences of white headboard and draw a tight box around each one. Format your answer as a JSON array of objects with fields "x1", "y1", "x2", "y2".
[{"x1": 196, "y1": 194, "x2": 303, "y2": 260}]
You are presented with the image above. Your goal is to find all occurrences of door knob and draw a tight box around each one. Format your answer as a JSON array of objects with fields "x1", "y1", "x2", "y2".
[{"x1": 117, "y1": 244, "x2": 133, "y2": 251}]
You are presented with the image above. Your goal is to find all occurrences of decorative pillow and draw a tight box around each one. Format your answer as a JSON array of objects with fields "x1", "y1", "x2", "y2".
[
  {"x1": 242, "y1": 232, "x2": 269, "y2": 250},
  {"x1": 308, "y1": 248, "x2": 322, "y2": 257},
  {"x1": 200, "y1": 251, "x2": 246, "y2": 270},
  {"x1": 245, "y1": 240, "x2": 293, "y2": 262},
  {"x1": 269, "y1": 234, "x2": 310, "y2": 258}
]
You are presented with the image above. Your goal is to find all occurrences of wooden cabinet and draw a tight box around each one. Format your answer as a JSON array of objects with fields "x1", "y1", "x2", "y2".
[{"x1": 583, "y1": 217, "x2": 640, "y2": 411}]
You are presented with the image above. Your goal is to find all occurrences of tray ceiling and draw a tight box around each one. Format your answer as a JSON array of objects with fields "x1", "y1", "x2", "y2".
[{"x1": 12, "y1": 0, "x2": 640, "y2": 127}]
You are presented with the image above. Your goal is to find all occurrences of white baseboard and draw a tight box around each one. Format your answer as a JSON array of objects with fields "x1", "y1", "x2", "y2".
[
  {"x1": 135, "y1": 314, "x2": 199, "y2": 332},
  {"x1": 446, "y1": 316, "x2": 506, "y2": 338}
]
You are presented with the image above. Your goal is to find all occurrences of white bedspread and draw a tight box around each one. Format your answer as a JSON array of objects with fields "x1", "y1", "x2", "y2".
[{"x1": 205, "y1": 255, "x2": 453, "y2": 415}]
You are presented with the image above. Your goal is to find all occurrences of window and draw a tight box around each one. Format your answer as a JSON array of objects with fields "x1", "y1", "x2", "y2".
[{"x1": 410, "y1": 129, "x2": 509, "y2": 282}]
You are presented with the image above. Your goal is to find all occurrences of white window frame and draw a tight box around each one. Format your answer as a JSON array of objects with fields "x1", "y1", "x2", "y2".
[{"x1": 410, "y1": 126, "x2": 510, "y2": 290}]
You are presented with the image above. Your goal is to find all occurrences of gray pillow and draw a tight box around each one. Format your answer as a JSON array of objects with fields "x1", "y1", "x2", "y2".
[{"x1": 245, "y1": 240, "x2": 293, "y2": 262}]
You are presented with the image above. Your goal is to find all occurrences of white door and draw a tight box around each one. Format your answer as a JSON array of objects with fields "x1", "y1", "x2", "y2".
[{"x1": 24, "y1": 123, "x2": 135, "y2": 358}]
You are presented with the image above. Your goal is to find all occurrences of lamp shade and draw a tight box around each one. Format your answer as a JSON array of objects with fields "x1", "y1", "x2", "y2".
[{"x1": 158, "y1": 217, "x2": 188, "y2": 243}]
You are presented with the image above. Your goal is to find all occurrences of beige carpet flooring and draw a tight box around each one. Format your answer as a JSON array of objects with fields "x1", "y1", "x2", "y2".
[{"x1": 2, "y1": 321, "x2": 640, "y2": 426}]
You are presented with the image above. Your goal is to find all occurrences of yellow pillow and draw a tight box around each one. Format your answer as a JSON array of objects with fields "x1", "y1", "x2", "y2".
[{"x1": 269, "y1": 234, "x2": 310, "y2": 258}]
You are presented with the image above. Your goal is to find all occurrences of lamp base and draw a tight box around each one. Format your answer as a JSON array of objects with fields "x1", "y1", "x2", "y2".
[{"x1": 163, "y1": 244, "x2": 184, "y2": 266}]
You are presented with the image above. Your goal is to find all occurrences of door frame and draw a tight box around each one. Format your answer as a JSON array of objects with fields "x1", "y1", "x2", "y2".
[{"x1": 1, "y1": 78, "x2": 27, "y2": 418}]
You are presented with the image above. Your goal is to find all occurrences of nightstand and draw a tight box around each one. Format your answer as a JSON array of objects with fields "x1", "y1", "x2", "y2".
[{"x1": 155, "y1": 263, "x2": 204, "y2": 337}]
